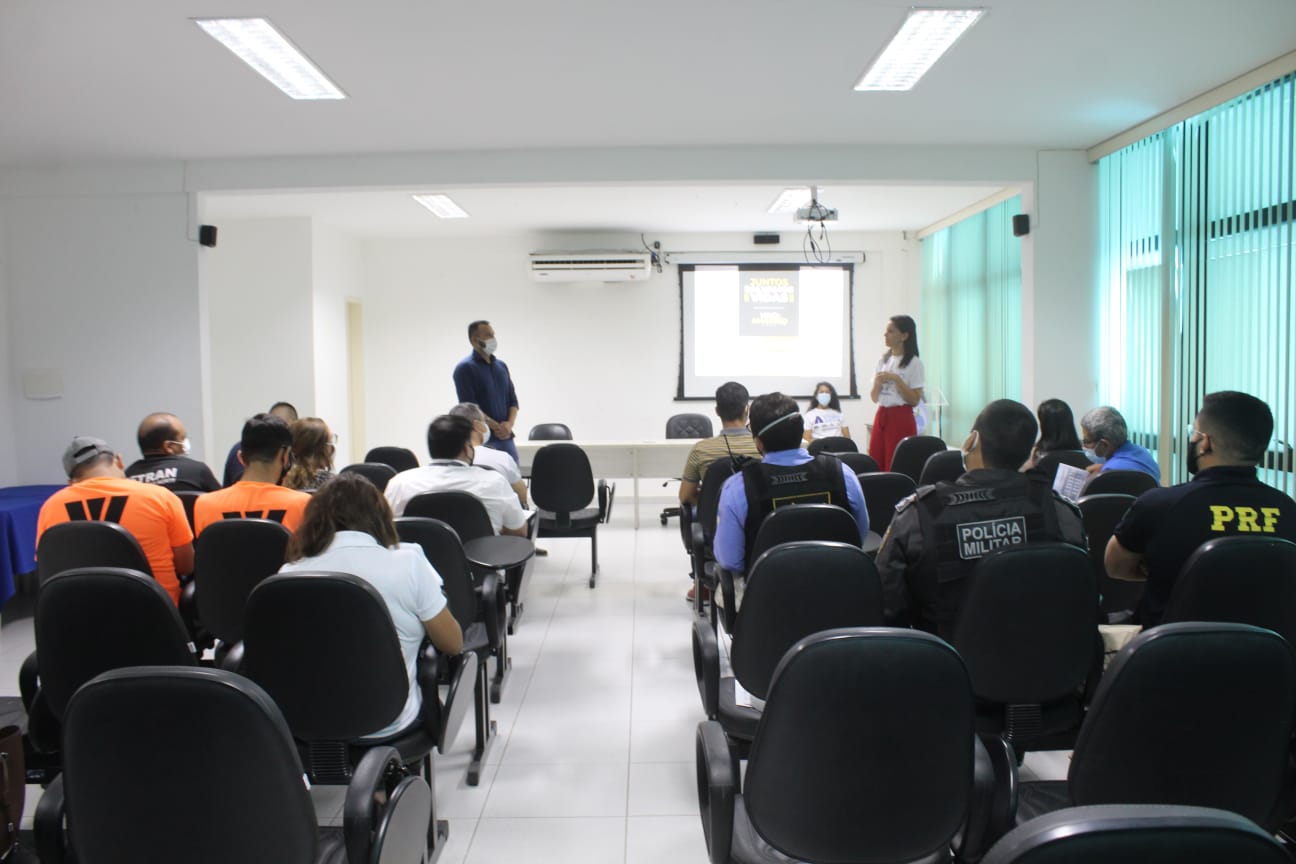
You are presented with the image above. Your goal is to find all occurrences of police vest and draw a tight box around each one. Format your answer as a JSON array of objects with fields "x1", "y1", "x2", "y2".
[
  {"x1": 741, "y1": 455, "x2": 847, "y2": 566},
  {"x1": 912, "y1": 471, "x2": 1066, "y2": 636}
]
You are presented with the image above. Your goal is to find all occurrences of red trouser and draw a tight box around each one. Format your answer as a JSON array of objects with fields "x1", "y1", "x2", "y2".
[{"x1": 869, "y1": 404, "x2": 917, "y2": 472}]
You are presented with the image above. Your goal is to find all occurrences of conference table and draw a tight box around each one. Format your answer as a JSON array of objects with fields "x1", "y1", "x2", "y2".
[
  {"x1": 0, "y1": 485, "x2": 63, "y2": 607},
  {"x1": 516, "y1": 439, "x2": 699, "y2": 529}
]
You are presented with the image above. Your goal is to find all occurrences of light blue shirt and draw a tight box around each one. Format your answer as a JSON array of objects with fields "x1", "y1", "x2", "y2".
[
  {"x1": 1102, "y1": 440, "x2": 1161, "y2": 483},
  {"x1": 713, "y1": 449, "x2": 869, "y2": 573}
]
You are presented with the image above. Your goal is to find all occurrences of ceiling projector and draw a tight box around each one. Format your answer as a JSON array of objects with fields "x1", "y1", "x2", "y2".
[{"x1": 796, "y1": 201, "x2": 838, "y2": 222}]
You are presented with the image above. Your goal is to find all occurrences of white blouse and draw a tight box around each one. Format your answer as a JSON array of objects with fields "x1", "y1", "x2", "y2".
[{"x1": 875, "y1": 354, "x2": 925, "y2": 407}]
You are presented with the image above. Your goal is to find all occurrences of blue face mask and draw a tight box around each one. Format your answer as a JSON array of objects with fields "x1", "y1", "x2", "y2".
[
  {"x1": 1084, "y1": 447, "x2": 1104, "y2": 464},
  {"x1": 816, "y1": 392, "x2": 831, "y2": 407}
]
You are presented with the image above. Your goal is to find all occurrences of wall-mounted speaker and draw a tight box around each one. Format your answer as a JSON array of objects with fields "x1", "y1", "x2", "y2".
[
  {"x1": 753, "y1": 233, "x2": 780, "y2": 245},
  {"x1": 1012, "y1": 214, "x2": 1030, "y2": 237},
  {"x1": 198, "y1": 225, "x2": 218, "y2": 247}
]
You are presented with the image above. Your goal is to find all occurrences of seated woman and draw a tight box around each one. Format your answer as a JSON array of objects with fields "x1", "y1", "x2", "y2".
[
  {"x1": 283, "y1": 417, "x2": 337, "y2": 492},
  {"x1": 280, "y1": 473, "x2": 463, "y2": 739},
  {"x1": 803, "y1": 381, "x2": 850, "y2": 442},
  {"x1": 1029, "y1": 398, "x2": 1083, "y2": 467}
]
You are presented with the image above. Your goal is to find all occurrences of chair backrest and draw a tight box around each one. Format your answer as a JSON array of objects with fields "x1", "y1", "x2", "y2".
[
  {"x1": 1083, "y1": 469, "x2": 1158, "y2": 497},
  {"x1": 244, "y1": 572, "x2": 409, "y2": 741},
  {"x1": 1164, "y1": 536, "x2": 1296, "y2": 648},
  {"x1": 35, "y1": 567, "x2": 196, "y2": 720},
  {"x1": 890, "y1": 435, "x2": 949, "y2": 484},
  {"x1": 530, "y1": 443, "x2": 595, "y2": 513},
  {"x1": 193, "y1": 518, "x2": 292, "y2": 643},
  {"x1": 750, "y1": 503, "x2": 861, "y2": 563},
  {"x1": 1032, "y1": 450, "x2": 1093, "y2": 483},
  {"x1": 744, "y1": 628, "x2": 973, "y2": 863},
  {"x1": 1069, "y1": 622, "x2": 1296, "y2": 828},
  {"x1": 807, "y1": 436, "x2": 859, "y2": 455},
  {"x1": 982, "y1": 804, "x2": 1291, "y2": 864},
  {"x1": 1076, "y1": 493, "x2": 1142, "y2": 616},
  {"x1": 857, "y1": 471, "x2": 918, "y2": 536},
  {"x1": 665, "y1": 413, "x2": 713, "y2": 439},
  {"x1": 172, "y1": 489, "x2": 203, "y2": 532},
  {"x1": 528, "y1": 423, "x2": 573, "y2": 441},
  {"x1": 62, "y1": 666, "x2": 319, "y2": 864},
  {"x1": 340, "y1": 462, "x2": 398, "y2": 492},
  {"x1": 731, "y1": 542, "x2": 883, "y2": 698},
  {"x1": 836, "y1": 451, "x2": 879, "y2": 474},
  {"x1": 950, "y1": 543, "x2": 1096, "y2": 704},
  {"x1": 364, "y1": 446, "x2": 420, "y2": 473},
  {"x1": 697, "y1": 457, "x2": 741, "y2": 543},
  {"x1": 37, "y1": 520, "x2": 152, "y2": 585},
  {"x1": 394, "y1": 517, "x2": 478, "y2": 626},
  {"x1": 404, "y1": 491, "x2": 495, "y2": 542},
  {"x1": 919, "y1": 449, "x2": 967, "y2": 486}
]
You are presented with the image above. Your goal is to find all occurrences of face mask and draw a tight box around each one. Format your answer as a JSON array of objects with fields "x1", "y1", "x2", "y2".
[
  {"x1": 1083, "y1": 447, "x2": 1104, "y2": 464},
  {"x1": 961, "y1": 430, "x2": 979, "y2": 470},
  {"x1": 180, "y1": 438, "x2": 192, "y2": 455},
  {"x1": 816, "y1": 392, "x2": 831, "y2": 407},
  {"x1": 1186, "y1": 434, "x2": 1202, "y2": 475},
  {"x1": 478, "y1": 422, "x2": 491, "y2": 443},
  {"x1": 480, "y1": 337, "x2": 498, "y2": 356}
]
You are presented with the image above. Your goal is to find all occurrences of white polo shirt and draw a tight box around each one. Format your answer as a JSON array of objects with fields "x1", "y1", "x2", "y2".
[
  {"x1": 385, "y1": 460, "x2": 530, "y2": 533},
  {"x1": 471, "y1": 443, "x2": 522, "y2": 486}
]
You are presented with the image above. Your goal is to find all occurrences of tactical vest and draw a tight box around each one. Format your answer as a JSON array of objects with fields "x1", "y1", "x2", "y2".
[
  {"x1": 741, "y1": 455, "x2": 847, "y2": 568},
  {"x1": 912, "y1": 471, "x2": 1065, "y2": 636}
]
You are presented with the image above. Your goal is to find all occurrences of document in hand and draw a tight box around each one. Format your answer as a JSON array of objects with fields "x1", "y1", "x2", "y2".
[{"x1": 1053, "y1": 462, "x2": 1089, "y2": 503}]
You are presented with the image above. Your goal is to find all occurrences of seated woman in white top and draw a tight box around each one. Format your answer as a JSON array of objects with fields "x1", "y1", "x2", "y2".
[
  {"x1": 280, "y1": 473, "x2": 463, "y2": 739},
  {"x1": 803, "y1": 381, "x2": 851, "y2": 442}
]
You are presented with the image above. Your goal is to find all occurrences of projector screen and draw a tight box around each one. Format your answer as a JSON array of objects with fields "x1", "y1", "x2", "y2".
[{"x1": 677, "y1": 263, "x2": 857, "y2": 399}]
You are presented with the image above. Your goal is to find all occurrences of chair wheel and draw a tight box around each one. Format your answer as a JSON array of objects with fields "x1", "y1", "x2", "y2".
[
  {"x1": 660, "y1": 515, "x2": 668, "y2": 525},
  {"x1": 490, "y1": 681, "x2": 502, "y2": 704},
  {"x1": 589, "y1": 574, "x2": 596, "y2": 589}
]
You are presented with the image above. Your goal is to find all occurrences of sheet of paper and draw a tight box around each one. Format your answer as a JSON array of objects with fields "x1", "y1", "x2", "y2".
[{"x1": 1053, "y1": 462, "x2": 1089, "y2": 502}]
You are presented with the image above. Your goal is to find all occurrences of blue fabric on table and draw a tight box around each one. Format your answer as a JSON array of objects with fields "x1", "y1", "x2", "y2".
[{"x1": 0, "y1": 485, "x2": 64, "y2": 607}]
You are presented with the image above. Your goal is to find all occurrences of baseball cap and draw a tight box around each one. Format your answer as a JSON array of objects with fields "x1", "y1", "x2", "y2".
[{"x1": 62, "y1": 436, "x2": 114, "y2": 477}]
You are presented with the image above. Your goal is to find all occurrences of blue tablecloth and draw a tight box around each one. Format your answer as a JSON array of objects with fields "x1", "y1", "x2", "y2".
[{"x1": 0, "y1": 485, "x2": 64, "y2": 607}]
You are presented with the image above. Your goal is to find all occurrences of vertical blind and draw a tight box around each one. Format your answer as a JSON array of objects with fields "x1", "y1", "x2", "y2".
[
  {"x1": 1098, "y1": 72, "x2": 1295, "y2": 494},
  {"x1": 921, "y1": 196, "x2": 1023, "y2": 442}
]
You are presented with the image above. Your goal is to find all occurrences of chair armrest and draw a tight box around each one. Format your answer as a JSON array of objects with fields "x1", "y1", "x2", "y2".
[
  {"x1": 696, "y1": 721, "x2": 736, "y2": 864},
  {"x1": 958, "y1": 733, "x2": 1018, "y2": 863},
  {"x1": 415, "y1": 644, "x2": 444, "y2": 739},
  {"x1": 477, "y1": 571, "x2": 502, "y2": 649},
  {"x1": 598, "y1": 480, "x2": 616, "y2": 523},
  {"x1": 679, "y1": 503, "x2": 695, "y2": 555},
  {"x1": 691, "y1": 522, "x2": 705, "y2": 557},
  {"x1": 344, "y1": 745, "x2": 405, "y2": 864},
  {"x1": 34, "y1": 773, "x2": 67, "y2": 864},
  {"x1": 692, "y1": 615, "x2": 720, "y2": 719},
  {"x1": 716, "y1": 566, "x2": 738, "y2": 634},
  {"x1": 19, "y1": 652, "x2": 38, "y2": 713},
  {"x1": 218, "y1": 640, "x2": 245, "y2": 673}
]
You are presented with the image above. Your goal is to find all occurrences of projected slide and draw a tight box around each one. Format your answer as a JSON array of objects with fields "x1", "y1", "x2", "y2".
[{"x1": 680, "y1": 264, "x2": 855, "y2": 399}]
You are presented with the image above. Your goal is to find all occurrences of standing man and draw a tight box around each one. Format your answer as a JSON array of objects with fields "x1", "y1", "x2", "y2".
[{"x1": 453, "y1": 321, "x2": 520, "y2": 463}]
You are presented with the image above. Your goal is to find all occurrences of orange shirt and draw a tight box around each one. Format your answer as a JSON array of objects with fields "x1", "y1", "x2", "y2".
[
  {"x1": 193, "y1": 481, "x2": 310, "y2": 537},
  {"x1": 36, "y1": 476, "x2": 193, "y2": 603}
]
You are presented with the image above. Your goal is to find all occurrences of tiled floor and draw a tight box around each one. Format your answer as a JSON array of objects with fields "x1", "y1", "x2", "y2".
[{"x1": 0, "y1": 488, "x2": 1068, "y2": 863}]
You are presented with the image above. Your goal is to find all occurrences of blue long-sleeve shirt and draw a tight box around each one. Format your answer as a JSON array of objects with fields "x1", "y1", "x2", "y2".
[{"x1": 452, "y1": 352, "x2": 518, "y2": 427}]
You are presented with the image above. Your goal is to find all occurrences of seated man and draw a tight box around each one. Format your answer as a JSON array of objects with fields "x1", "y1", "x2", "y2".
[
  {"x1": 37, "y1": 436, "x2": 194, "y2": 604},
  {"x1": 222, "y1": 401, "x2": 297, "y2": 486},
  {"x1": 384, "y1": 415, "x2": 531, "y2": 537},
  {"x1": 678, "y1": 381, "x2": 761, "y2": 508},
  {"x1": 876, "y1": 399, "x2": 1087, "y2": 638},
  {"x1": 1080, "y1": 405, "x2": 1160, "y2": 481},
  {"x1": 195, "y1": 413, "x2": 311, "y2": 535},
  {"x1": 713, "y1": 392, "x2": 869, "y2": 576},
  {"x1": 448, "y1": 402, "x2": 528, "y2": 507},
  {"x1": 1106, "y1": 390, "x2": 1296, "y2": 627},
  {"x1": 125, "y1": 412, "x2": 220, "y2": 493}
]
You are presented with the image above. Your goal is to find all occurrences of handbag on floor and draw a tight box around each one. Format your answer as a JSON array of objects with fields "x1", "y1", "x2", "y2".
[{"x1": 0, "y1": 725, "x2": 24, "y2": 859}]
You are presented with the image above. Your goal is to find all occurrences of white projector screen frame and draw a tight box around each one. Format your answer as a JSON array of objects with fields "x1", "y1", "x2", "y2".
[{"x1": 677, "y1": 263, "x2": 858, "y2": 400}]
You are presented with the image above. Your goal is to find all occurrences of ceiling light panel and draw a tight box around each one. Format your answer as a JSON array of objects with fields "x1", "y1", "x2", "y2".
[
  {"x1": 855, "y1": 8, "x2": 984, "y2": 92},
  {"x1": 412, "y1": 194, "x2": 470, "y2": 219},
  {"x1": 194, "y1": 18, "x2": 346, "y2": 100},
  {"x1": 768, "y1": 187, "x2": 813, "y2": 214}
]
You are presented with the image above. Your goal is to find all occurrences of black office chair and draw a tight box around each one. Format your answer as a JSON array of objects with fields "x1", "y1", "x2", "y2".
[
  {"x1": 531, "y1": 443, "x2": 613, "y2": 588},
  {"x1": 1004, "y1": 622, "x2": 1296, "y2": 833},
  {"x1": 692, "y1": 542, "x2": 882, "y2": 743},
  {"x1": 339, "y1": 462, "x2": 397, "y2": 492},
  {"x1": 660, "y1": 413, "x2": 714, "y2": 526},
  {"x1": 1083, "y1": 468, "x2": 1157, "y2": 497},
  {"x1": 890, "y1": 435, "x2": 949, "y2": 484},
  {"x1": 690, "y1": 457, "x2": 742, "y2": 616},
  {"x1": 950, "y1": 543, "x2": 1098, "y2": 755},
  {"x1": 528, "y1": 423, "x2": 573, "y2": 440},
  {"x1": 983, "y1": 804, "x2": 1292, "y2": 864},
  {"x1": 35, "y1": 666, "x2": 432, "y2": 864},
  {"x1": 193, "y1": 517, "x2": 292, "y2": 670},
  {"x1": 1163, "y1": 536, "x2": 1296, "y2": 646},
  {"x1": 806, "y1": 435, "x2": 858, "y2": 455},
  {"x1": 364, "y1": 446, "x2": 420, "y2": 473},
  {"x1": 856, "y1": 471, "x2": 917, "y2": 537},
  {"x1": 36, "y1": 520, "x2": 151, "y2": 586},
  {"x1": 396, "y1": 517, "x2": 506, "y2": 785},
  {"x1": 919, "y1": 448, "x2": 967, "y2": 485},
  {"x1": 835, "y1": 451, "x2": 879, "y2": 474},
  {"x1": 697, "y1": 628, "x2": 996, "y2": 864},
  {"x1": 172, "y1": 489, "x2": 204, "y2": 532},
  {"x1": 1076, "y1": 493, "x2": 1141, "y2": 621},
  {"x1": 1031, "y1": 449, "x2": 1092, "y2": 483}
]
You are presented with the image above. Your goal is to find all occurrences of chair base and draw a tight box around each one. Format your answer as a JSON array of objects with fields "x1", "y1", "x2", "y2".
[{"x1": 468, "y1": 656, "x2": 496, "y2": 787}]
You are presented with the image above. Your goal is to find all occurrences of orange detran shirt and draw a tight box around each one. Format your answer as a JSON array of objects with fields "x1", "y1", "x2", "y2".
[
  {"x1": 192, "y1": 481, "x2": 310, "y2": 537},
  {"x1": 36, "y1": 476, "x2": 193, "y2": 603}
]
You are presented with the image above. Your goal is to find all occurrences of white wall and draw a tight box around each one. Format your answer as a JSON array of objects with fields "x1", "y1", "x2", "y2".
[
  {"x1": 359, "y1": 230, "x2": 918, "y2": 456},
  {"x1": 205, "y1": 218, "x2": 316, "y2": 453},
  {"x1": 310, "y1": 221, "x2": 364, "y2": 461},
  {"x1": 0, "y1": 208, "x2": 16, "y2": 486}
]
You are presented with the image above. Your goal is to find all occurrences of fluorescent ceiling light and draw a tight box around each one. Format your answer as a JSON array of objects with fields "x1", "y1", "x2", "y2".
[
  {"x1": 854, "y1": 8, "x2": 984, "y2": 92},
  {"x1": 412, "y1": 194, "x2": 470, "y2": 219},
  {"x1": 768, "y1": 187, "x2": 813, "y2": 214},
  {"x1": 194, "y1": 18, "x2": 346, "y2": 100}
]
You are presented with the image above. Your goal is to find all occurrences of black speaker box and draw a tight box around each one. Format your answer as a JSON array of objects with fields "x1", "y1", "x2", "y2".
[
  {"x1": 198, "y1": 225, "x2": 218, "y2": 247},
  {"x1": 753, "y1": 233, "x2": 780, "y2": 245},
  {"x1": 1012, "y1": 214, "x2": 1030, "y2": 237}
]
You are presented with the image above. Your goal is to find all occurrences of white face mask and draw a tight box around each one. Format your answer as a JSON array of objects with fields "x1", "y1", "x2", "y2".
[
  {"x1": 181, "y1": 437, "x2": 192, "y2": 454},
  {"x1": 477, "y1": 421, "x2": 491, "y2": 443},
  {"x1": 480, "y1": 337, "x2": 498, "y2": 356},
  {"x1": 816, "y1": 392, "x2": 831, "y2": 407}
]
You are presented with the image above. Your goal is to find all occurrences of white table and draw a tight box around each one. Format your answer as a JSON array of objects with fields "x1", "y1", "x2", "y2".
[{"x1": 517, "y1": 439, "x2": 699, "y2": 529}]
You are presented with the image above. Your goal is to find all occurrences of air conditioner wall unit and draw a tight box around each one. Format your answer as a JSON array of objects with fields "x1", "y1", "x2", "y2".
[{"x1": 529, "y1": 251, "x2": 653, "y2": 283}]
